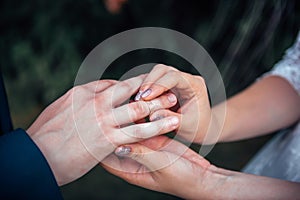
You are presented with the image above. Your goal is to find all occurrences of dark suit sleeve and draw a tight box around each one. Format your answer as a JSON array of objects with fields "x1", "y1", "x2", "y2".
[{"x1": 0, "y1": 128, "x2": 63, "y2": 200}]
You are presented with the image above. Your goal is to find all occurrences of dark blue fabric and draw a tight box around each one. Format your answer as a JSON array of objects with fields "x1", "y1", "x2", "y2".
[
  {"x1": 0, "y1": 129, "x2": 63, "y2": 200},
  {"x1": 0, "y1": 72, "x2": 13, "y2": 135},
  {"x1": 0, "y1": 72, "x2": 63, "y2": 199}
]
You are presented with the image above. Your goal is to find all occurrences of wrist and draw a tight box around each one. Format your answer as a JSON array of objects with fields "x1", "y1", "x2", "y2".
[
  {"x1": 202, "y1": 102, "x2": 228, "y2": 144},
  {"x1": 196, "y1": 105, "x2": 225, "y2": 145},
  {"x1": 194, "y1": 165, "x2": 233, "y2": 200},
  {"x1": 27, "y1": 129, "x2": 102, "y2": 186}
]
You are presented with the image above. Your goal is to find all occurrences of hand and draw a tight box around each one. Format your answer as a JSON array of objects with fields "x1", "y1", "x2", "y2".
[
  {"x1": 103, "y1": 136, "x2": 300, "y2": 200},
  {"x1": 102, "y1": 136, "x2": 213, "y2": 199},
  {"x1": 135, "y1": 64, "x2": 213, "y2": 143},
  {"x1": 27, "y1": 76, "x2": 179, "y2": 186}
]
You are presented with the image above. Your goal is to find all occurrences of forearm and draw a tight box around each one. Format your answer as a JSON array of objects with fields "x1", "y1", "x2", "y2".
[
  {"x1": 214, "y1": 76, "x2": 300, "y2": 142},
  {"x1": 198, "y1": 165, "x2": 300, "y2": 200}
]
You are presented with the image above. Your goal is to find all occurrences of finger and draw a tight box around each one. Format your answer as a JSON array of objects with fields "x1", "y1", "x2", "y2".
[
  {"x1": 138, "y1": 136, "x2": 210, "y2": 168},
  {"x1": 140, "y1": 71, "x2": 205, "y2": 102},
  {"x1": 135, "y1": 64, "x2": 178, "y2": 101},
  {"x1": 102, "y1": 75, "x2": 146, "y2": 107},
  {"x1": 150, "y1": 107, "x2": 200, "y2": 144},
  {"x1": 114, "y1": 136, "x2": 210, "y2": 171},
  {"x1": 95, "y1": 80, "x2": 119, "y2": 93},
  {"x1": 111, "y1": 93, "x2": 177, "y2": 126},
  {"x1": 112, "y1": 116, "x2": 179, "y2": 146},
  {"x1": 114, "y1": 142, "x2": 175, "y2": 171},
  {"x1": 83, "y1": 79, "x2": 118, "y2": 93},
  {"x1": 141, "y1": 70, "x2": 190, "y2": 101},
  {"x1": 138, "y1": 136, "x2": 188, "y2": 158},
  {"x1": 101, "y1": 155, "x2": 155, "y2": 188},
  {"x1": 157, "y1": 139, "x2": 210, "y2": 168},
  {"x1": 101, "y1": 153, "x2": 143, "y2": 173},
  {"x1": 138, "y1": 135, "x2": 171, "y2": 150},
  {"x1": 149, "y1": 109, "x2": 181, "y2": 122}
]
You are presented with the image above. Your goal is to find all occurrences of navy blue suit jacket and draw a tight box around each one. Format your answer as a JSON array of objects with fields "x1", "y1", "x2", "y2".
[{"x1": 0, "y1": 73, "x2": 63, "y2": 199}]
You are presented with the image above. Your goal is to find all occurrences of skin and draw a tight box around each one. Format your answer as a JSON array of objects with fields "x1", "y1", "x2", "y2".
[
  {"x1": 136, "y1": 64, "x2": 300, "y2": 143},
  {"x1": 217, "y1": 75, "x2": 300, "y2": 141},
  {"x1": 104, "y1": 64, "x2": 300, "y2": 199},
  {"x1": 135, "y1": 64, "x2": 212, "y2": 143},
  {"x1": 103, "y1": 136, "x2": 300, "y2": 200},
  {"x1": 27, "y1": 75, "x2": 179, "y2": 186}
]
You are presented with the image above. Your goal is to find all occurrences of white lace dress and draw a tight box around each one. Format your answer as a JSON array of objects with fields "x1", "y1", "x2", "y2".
[{"x1": 242, "y1": 32, "x2": 300, "y2": 182}]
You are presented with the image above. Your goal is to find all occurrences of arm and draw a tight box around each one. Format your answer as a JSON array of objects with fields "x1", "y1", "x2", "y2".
[
  {"x1": 210, "y1": 166, "x2": 300, "y2": 200},
  {"x1": 103, "y1": 136, "x2": 300, "y2": 200},
  {"x1": 26, "y1": 76, "x2": 178, "y2": 186},
  {"x1": 0, "y1": 75, "x2": 178, "y2": 198},
  {"x1": 216, "y1": 75, "x2": 300, "y2": 142},
  {"x1": 0, "y1": 129, "x2": 63, "y2": 200},
  {"x1": 218, "y1": 32, "x2": 300, "y2": 141},
  {"x1": 135, "y1": 64, "x2": 300, "y2": 143}
]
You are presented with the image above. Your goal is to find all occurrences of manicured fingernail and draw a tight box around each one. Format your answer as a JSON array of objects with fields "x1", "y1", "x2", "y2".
[
  {"x1": 115, "y1": 146, "x2": 132, "y2": 156},
  {"x1": 141, "y1": 88, "x2": 152, "y2": 98},
  {"x1": 152, "y1": 115, "x2": 164, "y2": 121},
  {"x1": 134, "y1": 91, "x2": 143, "y2": 101},
  {"x1": 168, "y1": 93, "x2": 177, "y2": 103},
  {"x1": 169, "y1": 117, "x2": 179, "y2": 126}
]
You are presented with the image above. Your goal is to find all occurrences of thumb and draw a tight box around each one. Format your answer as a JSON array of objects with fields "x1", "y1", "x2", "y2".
[{"x1": 115, "y1": 144, "x2": 174, "y2": 172}]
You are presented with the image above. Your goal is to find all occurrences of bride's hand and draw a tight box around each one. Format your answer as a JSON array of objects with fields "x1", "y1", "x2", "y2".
[
  {"x1": 135, "y1": 64, "x2": 212, "y2": 143},
  {"x1": 101, "y1": 136, "x2": 214, "y2": 200}
]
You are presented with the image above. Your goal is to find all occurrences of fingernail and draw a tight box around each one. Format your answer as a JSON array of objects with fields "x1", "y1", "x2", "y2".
[
  {"x1": 134, "y1": 91, "x2": 143, "y2": 101},
  {"x1": 169, "y1": 117, "x2": 179, "y2": 126},
  {"x1": 115, "y1": 146, "x2": 131, "y2": 156},
  {"x1": 152, "y1": 115, "x2": 164, "y2": 121},
  {"x1": 167, "y1": 93, "x2": 177, "y2": 103},
  {"x1": 141, "y1": 88, "x2": 152, "y2": 98}
]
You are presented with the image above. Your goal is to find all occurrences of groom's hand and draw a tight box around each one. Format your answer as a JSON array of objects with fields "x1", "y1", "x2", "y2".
[{"x1": 27, "y1": 76, "x2": 179, "y2": 186}]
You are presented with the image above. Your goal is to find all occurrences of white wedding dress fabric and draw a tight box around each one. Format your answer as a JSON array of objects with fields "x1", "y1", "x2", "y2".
[{"x1": 242, "y1": 32, "x2": 300, "y2": 182}]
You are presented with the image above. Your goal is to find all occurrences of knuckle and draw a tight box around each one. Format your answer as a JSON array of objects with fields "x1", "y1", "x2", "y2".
[
  {"x1": 131, "y1": 101, "x2": 149, "y2": 117},
  {"x1": 167, "y1": 70, "x2": 180, "y2": 78},
  {"x1": 153, "y1": 64, "x2": 168, "y2": 71},
  {"x1": 97, "y1": 110, "x2": 111, "y2": 123},
  {"x1": 100, "y1": 79, "x2": 118, "y2": 85},
  {"x1": 153, "y1": 64, "x2": 178, "y2": 72},
  {"x1": 195, "y1": 76, "x2": 206, "y2": 86},
  {"x1": 104, "y1": 130, "x2": 116, "y2": 145},
  {"x1": 70, "y1": 85, "x2": 91, "y2": 99},
  {"x1": 118, "y1": 81, "x2": 133, "y2": 92},
  {"x1": 183, "y1": 74, "x2": 206, "y2": 91},
  {"x1": 132, "y1": 126, "x2": 144, "y2": 138},
  {"x1": 168, "y1": 66, "x2": 179, "y2": 72},
  {"x1": 147, "y1": 100, "x2": 161, "y2": 113}
]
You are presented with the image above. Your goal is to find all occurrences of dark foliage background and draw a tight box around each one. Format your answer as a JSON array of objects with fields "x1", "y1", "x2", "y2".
[{"x1": 0, "y1": 0, "x2": 299, "y2": 199}]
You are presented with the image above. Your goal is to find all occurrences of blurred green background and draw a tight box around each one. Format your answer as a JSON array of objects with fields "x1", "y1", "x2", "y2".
[{"x1": 0, "y1": 0, "x2": 299, "y2": 199}]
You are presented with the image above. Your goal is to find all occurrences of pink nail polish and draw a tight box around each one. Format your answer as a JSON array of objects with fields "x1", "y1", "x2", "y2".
[
  {"x1": 134, "y1": 91, "x2": 143, "y2": 101},
  {"x1": 152, "y1": 115, "x2": 164, "y2": 121},
  {"x1": 141, "y1": 88, "x2": 152, "y2": 98},
  {"x1": 115, "y1": 146, "x2": 131, "y2": 156}
]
